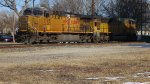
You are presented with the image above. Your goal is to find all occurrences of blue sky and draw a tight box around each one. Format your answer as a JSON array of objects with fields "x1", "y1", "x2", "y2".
[
  {"x1": 17, "y1": 0, "x2": 54, "y2": 10},
  {"x1": 16, "y1": 0, "x2": 41, "y2": 11},
  {"x1": 0, "y1": 0, "x2": 107, "y2": 12},
  {"x1": 0, "y1": 0, "x2": 51, "y2": 12}
]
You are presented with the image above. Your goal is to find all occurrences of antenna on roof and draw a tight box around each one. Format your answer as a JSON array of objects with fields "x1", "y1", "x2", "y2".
[
  {"x1": 32, "y1": 0, "x2": 35, "y2": 15},
  {"x1": 33, "y1": 0, "x2": 35, "y2": 8},
  {"x1": 92, "y1": 0, "x2": 95, "y2": 16}
]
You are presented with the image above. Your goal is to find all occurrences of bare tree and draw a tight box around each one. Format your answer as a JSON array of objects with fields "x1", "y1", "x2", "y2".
[
  {"x1": 0, "y1": 11, "x2": 14, "y2": 34},
  {"x1": 103, "y1": 0, "x2": 150, "y2": 36},
  {"x1": 52, "y1": 0, "x2": 85, "y2": 14},
  {"x1": 102, "y1": 0, "x2": 116, "y2": 17},
  {"x1": 103, "y1": 0, "x2": 149, "y2": 18},
  {"x1": 0, "y1": 0, "x2": 32, "y2": 42},
  {"x1": 40, "y1": 0, "x2": 50, "y2": 9},
  {"x1": 0, "y1": 0, "x2": 32, "y2": 16},
  {"x1": 51, "y1": 0, "x2": 105, "y2": 15}
]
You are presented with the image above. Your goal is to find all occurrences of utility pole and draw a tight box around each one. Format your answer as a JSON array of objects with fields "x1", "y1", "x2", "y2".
[
  {"x1": 92, "y1": 0, "x2": 95, "y2": 16},
  {"x1": 33, "y1": 0, "x2": 35, "y2": 9},
  {"x1": 20, "y1": 0, "x2": 29, "y2": 15},
  {"x1": 12, "y1": 1, "x2": 16, "y2": 43},
  {"x1": 25, "y1": 0, "x2": 28, "y2": 7},
  {"x1": 24, "y1": 0, "x2": 29, "y2": 12},
  {"x1": 32, "y1": 0, "x2": 35, "y2": 15},
  {"x1": 140, "y1": 0, "x2": 143, "y2": 38},
  {"x1": 12, "y1": 11, "x2": 16, "y2": 43}
]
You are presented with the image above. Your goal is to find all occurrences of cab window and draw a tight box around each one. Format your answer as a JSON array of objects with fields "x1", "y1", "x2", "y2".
[
  {"x1": 23, "y1": 9, "x2": 32, "y2": 15},
  {"x1": 23, "y1": 8, "x2": 44, "y2": 16}
]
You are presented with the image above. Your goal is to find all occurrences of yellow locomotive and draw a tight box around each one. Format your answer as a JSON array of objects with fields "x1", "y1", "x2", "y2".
[
  {"x1": 17, "y1": 7, "x2": 137, "y2": 43},
  {"x1": 108, "y1": 18, "x2": 137, "y2": 41}
]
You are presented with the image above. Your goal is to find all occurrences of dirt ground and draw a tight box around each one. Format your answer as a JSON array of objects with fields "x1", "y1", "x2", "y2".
[{"x1": 0, "y1": 43, "x2": 150, "y2": 84}]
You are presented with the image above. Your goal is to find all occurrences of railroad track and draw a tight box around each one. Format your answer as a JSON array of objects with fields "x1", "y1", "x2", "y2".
[{"x1": 0, "y1": 42, "x2": 145, "y2": 49}]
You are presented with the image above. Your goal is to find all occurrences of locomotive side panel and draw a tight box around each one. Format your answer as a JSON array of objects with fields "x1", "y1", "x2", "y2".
[
  {"x1": 49, "y1": 15, "x2": 64, "y2": 32},
  {"x1": 100, "y1": 23, "x2": 109, "y2": 34},
  {"x1": 62, "y1": 16, "x2": 81, "y2": 33},
  {"x1": 46, "y1": 15, "x2": 81, "y2": 33},
  {"x1": 80, "y1": 19, "x2": 93, "y2": 33}
]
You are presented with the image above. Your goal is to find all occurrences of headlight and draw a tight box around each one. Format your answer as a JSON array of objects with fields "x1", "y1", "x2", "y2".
[{"x1": 5, "y1": 39, "x2": 8, "y2": 42}]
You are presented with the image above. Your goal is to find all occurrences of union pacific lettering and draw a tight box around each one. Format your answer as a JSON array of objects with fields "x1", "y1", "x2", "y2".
[
  {"x1": 63, "y1": 20, "x2": 68, "y2": 24},
  {"x1": 63, "y1": 20, "x2": 80, "y2": 24}
]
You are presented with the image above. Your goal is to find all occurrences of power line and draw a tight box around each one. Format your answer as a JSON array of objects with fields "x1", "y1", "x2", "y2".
[{"x1": 92, "y1": 0, "x2": 95, "y2": 16}]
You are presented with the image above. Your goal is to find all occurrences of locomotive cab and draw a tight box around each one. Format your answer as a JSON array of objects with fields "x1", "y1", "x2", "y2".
[
  {"x1": 19, "y1": 7, "x2": 50, "y2": 32},
  {"x1": 17, "y1": 7, "x2": 51, "y2": 43}
]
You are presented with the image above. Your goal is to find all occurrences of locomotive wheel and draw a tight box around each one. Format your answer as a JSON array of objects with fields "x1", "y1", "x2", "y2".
[
  {"x1": 86, "y1": 39, "x2": 91, "y2": 43},
  {"x1": 86, "y1": 36, "x2": 92, "y2": 43},
  {"x1": 23, "y1": 36, "x2": 31, "y2": 44},
  {"x1": 92, "y1": 37, "x2": 99, "y2": 43},
  {"x1": 23, "y1": 35, "x2": 37, "y2": 44},
  {"x1": 16, "y1": 35, "x2": 26, "y2": 43}
]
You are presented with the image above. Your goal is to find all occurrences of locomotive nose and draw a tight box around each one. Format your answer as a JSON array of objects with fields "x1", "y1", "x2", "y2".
[{"x1": 19, "y1": 16, "x2": 29, "y2": 31}]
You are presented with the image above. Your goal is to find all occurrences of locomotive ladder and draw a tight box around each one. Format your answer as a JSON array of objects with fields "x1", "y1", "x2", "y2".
[{"x1": 31, "y1": 26, "x2": 39, "y2": 43}]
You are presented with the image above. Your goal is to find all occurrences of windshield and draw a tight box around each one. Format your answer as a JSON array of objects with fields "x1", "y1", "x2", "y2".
[{"x1": 23, "y1": 8, "x2": 43, "y2": 16}]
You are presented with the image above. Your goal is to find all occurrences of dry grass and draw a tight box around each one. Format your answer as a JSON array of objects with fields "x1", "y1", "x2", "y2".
[
  {"x1": 0, "y1": 44, "x2": 150, "y2": 84},
  {"x1": 0, "y1": 51, "x2": 150, "y2": 84}
]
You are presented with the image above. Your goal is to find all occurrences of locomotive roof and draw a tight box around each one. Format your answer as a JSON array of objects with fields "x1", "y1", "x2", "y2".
[
  {"x1": 25, "y1": 7, "x2": 47, "y2": 11},
  {"x1": 52, "y1": 11, "x2": 104, "y2": 19},
  {"x1": 80, "y1": 15, "x2": 99, "y2": 19},
  {"x1": 108, "y1": 18, "x2": 136, "y2": 23},
  {"x1": 118, "y1": 18, "x2": 136, "y2": 22},
  {"x1": 52, "y1": 11, "x2": 81, "y2": 17}
]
